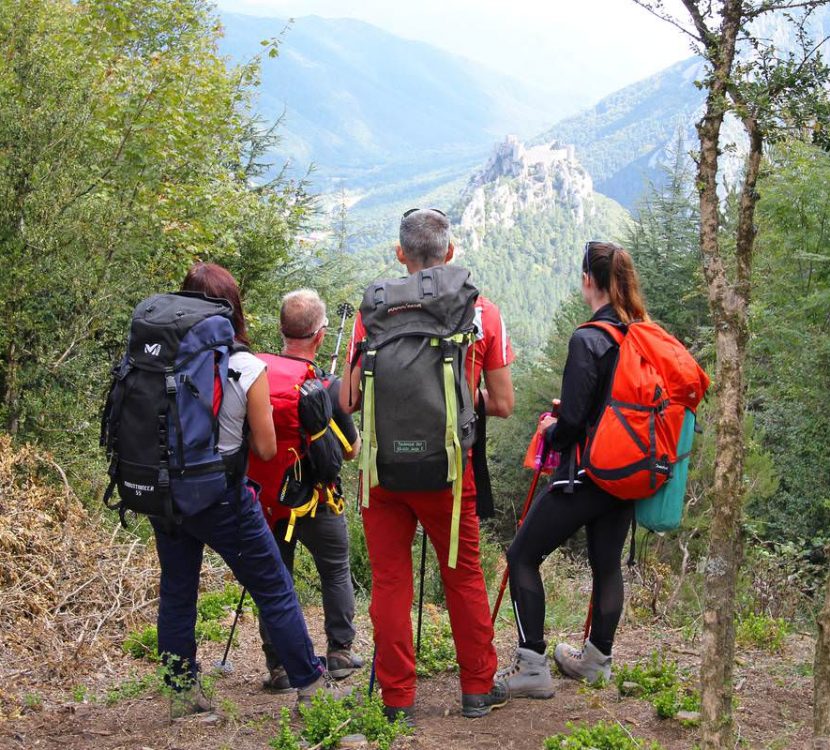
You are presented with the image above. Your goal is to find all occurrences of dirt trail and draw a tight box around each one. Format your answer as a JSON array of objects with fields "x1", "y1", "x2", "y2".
[{"x1": 1, "y1": 609, "x2": 815, "y2": 750}]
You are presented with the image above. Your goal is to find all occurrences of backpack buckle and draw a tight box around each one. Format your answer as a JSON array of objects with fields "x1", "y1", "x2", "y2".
[{"x1": 165, "y1": 375, "x2": 177, "y2": 395}]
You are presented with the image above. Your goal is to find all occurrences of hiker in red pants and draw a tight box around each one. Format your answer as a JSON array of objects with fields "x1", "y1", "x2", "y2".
[
  {"x1": 498, "y1": 242, "x2": 647, "y2": 696},
  {"x1": 341, "y1": 208, "x2": 515, "y2": 723}
]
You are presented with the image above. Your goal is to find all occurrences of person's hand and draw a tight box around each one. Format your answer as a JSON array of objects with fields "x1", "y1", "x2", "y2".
[{"x1": 539, "y1": 414, "x2": 557, "y2": 432}]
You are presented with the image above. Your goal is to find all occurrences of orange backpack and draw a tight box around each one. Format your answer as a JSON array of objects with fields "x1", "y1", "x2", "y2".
[{"x1": 579, "y1": 321, "x2": 710, "y2": 500}]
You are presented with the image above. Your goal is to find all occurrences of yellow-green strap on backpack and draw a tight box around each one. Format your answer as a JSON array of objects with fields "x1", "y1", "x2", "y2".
[
  {"x1": 442, "y1": 344, "x2": 463, "y2": 569},
  {"x1": 360, "y1": 350, "x2": 379, "y2": 507}
]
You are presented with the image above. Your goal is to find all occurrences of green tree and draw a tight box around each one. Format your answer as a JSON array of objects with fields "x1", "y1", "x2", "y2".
[
  {"x1": 631, "y1": 2, "x2": 830, "y2": 746},
  {"x1": 0, "y1": 0, "x2": 312, "y2": 477}
]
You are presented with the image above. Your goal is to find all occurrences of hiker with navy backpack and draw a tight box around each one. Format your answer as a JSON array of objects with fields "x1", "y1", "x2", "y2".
[
  {"x1": 340, "y1": 208, "x2": 514, "y2": 722},
  {"x1": 498, "y1": 242, "x2": 709, "y2": 697},
  {"x1": 101, "y1": 263, "x2": 349, "y2": 717},
  {"x1": 246, "y1": 289, "x2": 363, "y2": 693}
]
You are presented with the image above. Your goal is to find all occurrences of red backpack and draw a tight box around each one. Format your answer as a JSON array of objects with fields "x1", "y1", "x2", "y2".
[
  {"x1": 247, "y1": 355, "x2": 350, "y2": 539},
  {"x1": 579, "y1": 321, "x2": 710, "y2": 500}
]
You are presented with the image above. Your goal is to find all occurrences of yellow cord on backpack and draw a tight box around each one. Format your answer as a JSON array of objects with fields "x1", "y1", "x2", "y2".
[
  {"x1": 442, "y1": 347, "x2": 462, "y2": 569},
  {"x1": 360, "y1": 351, "x2": 379, "y2": 507},
  {"x1": 285, "y1": 487, "x2": 320, "y2": 542}
]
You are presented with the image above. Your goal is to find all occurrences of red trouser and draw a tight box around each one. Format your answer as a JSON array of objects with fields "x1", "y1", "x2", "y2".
[{"x1": 362, "y1": 473, "x2": 497, "y2": 708}]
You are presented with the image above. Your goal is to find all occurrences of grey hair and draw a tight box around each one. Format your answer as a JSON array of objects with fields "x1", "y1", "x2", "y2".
[
  {"x1": 399, "y1": 209, "x2": 451, "y2": 267},
  {"x1": 280, "y1": 288, "x2": 327, "y2": 339}
]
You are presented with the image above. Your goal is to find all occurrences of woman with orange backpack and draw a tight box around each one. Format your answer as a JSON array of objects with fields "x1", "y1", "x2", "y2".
[{"x1": 497, "y1": 241, "x2": 647, "y2": 697}]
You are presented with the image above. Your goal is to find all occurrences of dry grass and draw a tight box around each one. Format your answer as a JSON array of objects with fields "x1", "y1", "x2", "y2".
[{"x1": 0, "y1": 436, "x2": 159, "y2": 693}]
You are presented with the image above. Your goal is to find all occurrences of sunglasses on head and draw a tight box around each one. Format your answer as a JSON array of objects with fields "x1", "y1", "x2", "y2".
[
  {"x1": 584, "y1": 240, "x2": 599, "y2": 276},
  {"x1": 402, "y1": 207, "x2": 447, "y2": 220},
  {"x1": 295, "y1": 315, "x2": 329, "y2": 339}
]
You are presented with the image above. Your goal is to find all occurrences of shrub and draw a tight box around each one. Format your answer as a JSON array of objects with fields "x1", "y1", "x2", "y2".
[
  {"x1": 736, "y1": 612, "x2": 789, "y2": 653},
  {"x1": 123, "y1": 624, "x2": 160, "y2": 661},
  {"x1": 270, "y1": 691, "x2": 412, "y2": 750},
  {"x1": 615, "y1": 651, "x2": 700, "y2": 720},
  {"x1": 543, "y1": 720, "x2": 664, "y2": 749}
]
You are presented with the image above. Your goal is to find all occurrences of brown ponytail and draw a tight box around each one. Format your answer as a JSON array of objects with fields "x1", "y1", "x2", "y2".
[{"x1": 582, "y1": 242, "x2": 649, "y2": 324}]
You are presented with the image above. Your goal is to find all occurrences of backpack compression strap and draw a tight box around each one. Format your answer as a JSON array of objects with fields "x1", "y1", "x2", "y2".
[
  {"x1": 438, "y1": 337, "x2": 464, "y2": 569},
  {"x1": 359, "y1": 350, "x2": 379, "y2": 508}
]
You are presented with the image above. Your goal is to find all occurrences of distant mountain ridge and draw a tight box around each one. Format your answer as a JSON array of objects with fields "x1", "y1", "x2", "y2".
[
  {"x1": 219, "y1": 13, "x2": 574, "y2": 190},
  {"x1": 538, "y1": 56, "x2": 706, "y2": 209}
]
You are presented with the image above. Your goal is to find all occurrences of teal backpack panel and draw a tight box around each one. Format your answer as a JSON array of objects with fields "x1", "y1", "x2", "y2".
[{"x1": 635, "y1": 408, "x2": 696, "y2": 532}]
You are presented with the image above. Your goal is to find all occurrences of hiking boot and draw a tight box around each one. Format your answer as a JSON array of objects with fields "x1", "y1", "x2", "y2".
[
  {"x1": 262, "y1": 665, "x2": 293, "y2": 694},
  {"x1": 296, "y1": 672, "x2": 354, "y2": 706},
  {"x1": 553, "y1": 639, "x2": 612, "y2": 685},
  {"x1": 496, "y1": 647, "x2": 556, "y2": 699},
  {"x1": 461, "y1": 678, "x2": 509, "y2": 718},
  {"x1": 325, "y1": 648, "x2": 364, "y2": 680},
  {"x1": 382, "y1": 704, "x2": 416, "y2": 727},
  {"x1": 169, "y1": 682, "x2": 211, "y2": 719}
]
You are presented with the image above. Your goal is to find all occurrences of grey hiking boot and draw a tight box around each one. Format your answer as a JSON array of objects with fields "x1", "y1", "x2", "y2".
[
  {"x1": 262, "y1": 665, "x2": 293, "y2": 694},
  {"x1": 296, "y1": 671, "x2": 354, "y2": 706},
  {"x1": 170, "y1": 682, "x2": 211, "y2": 719},
  {"x1": 325, "y1": 648, "x2": 364, "y2": 680},
  {"x1": 496, "y1": 647, "x2": 556, "y2": 699},
  {"x1": 553, "y1": 639, "x2": 612, "y2": 685},
  {"x1": 461, "y1": 678, "x2": 509, "y2": 718}
]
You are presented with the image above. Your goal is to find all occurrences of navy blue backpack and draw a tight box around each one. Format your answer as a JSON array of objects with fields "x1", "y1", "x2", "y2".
[{"x1": 100, "y1": 292, "x2": 247, "y2": 525}]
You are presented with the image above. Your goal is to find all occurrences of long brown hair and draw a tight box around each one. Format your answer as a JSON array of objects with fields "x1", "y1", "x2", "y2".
[
  {"x1": 181, "y1": 262, "x2": 250, "y2": 345},
  {"x1": 582, "y1": 241, "x2": 649, "y2": 324}
]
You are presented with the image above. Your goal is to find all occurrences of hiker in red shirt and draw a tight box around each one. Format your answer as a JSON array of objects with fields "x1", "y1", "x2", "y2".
[
  {"x1": 247, "y1": 289, "x2": 364, "y2": 693},
  {"x1": 341, "y1": 208, "x2": 514, "y2": 722}
]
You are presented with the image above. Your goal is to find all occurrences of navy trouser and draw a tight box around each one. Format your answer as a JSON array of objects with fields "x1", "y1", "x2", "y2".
[{"x1": 151, "y1": 481, "x2": 323, "y2": 688}]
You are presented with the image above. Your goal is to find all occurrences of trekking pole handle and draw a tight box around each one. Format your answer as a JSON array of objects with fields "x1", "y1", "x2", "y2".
[{"x1": 329, "y1": 302, "x2": 355, "y2": 375}]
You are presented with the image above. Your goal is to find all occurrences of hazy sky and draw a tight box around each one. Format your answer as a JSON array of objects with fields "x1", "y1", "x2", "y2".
[{"x1": 216, "y1": 0, "x2": 695, "y2": 100}]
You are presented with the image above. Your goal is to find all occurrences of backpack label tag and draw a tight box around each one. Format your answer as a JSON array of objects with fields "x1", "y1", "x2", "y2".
[{"x1": 394, "y1": 440, "x2": 426, "y2": 454}]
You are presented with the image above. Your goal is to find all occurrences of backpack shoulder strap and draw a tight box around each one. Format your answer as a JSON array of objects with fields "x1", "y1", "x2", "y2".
[{"x1": 578, "y1": 320, "x2": 626, "y2": 346}]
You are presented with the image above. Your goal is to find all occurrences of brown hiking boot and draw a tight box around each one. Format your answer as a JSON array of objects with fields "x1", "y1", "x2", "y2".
[
  {"x1": 325, "y1": 648, "x2": 365, "y2": 680},
  {"x1": 262, "y1": 665, "x2": 293, "y2": 694},
  {"x1": 296, "y1": 672, "x2": 354, "y2": 707},
  {"x1": 169, "y1": 682, "x2": 211, "y2": 719}
]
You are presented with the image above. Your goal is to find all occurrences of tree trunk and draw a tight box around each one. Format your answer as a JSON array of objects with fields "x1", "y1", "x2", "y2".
[
  {"x1": 816, "y1": 577, "x2": 830, "y2": 748},
  {"x1": 699, "y1": 323, "x2": 746, "y2": 749}
]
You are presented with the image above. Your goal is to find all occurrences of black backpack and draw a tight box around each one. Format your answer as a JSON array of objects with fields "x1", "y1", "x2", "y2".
[
  {"x1": 100, "y1": 292, "x2": 247, "y2": 525},
  {"x1": 356, "y1": 265, "x2": 478, "y2": 567}
]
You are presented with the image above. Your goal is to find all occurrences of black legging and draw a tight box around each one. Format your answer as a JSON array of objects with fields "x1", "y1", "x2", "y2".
[{"x1": 506, "y1": 480, "x2": 634, "y2": 656}]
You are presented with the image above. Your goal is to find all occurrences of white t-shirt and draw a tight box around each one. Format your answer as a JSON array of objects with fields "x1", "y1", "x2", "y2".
[{"x1": 218, "y1": 351, "x2": 266, "y2": 455}]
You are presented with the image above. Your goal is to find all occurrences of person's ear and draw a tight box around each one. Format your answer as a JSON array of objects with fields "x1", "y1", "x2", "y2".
[
  {"x1": 395, "y1": 244, "x2": 406, "y2": 265},
  {"x1": 445, "y1": 242, "x2": 455, "y2": 263}
]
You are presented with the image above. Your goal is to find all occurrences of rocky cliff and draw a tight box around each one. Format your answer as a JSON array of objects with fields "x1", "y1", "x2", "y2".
[{"x1": 457, "y1": 135, "x2": 594, "y2": 254}]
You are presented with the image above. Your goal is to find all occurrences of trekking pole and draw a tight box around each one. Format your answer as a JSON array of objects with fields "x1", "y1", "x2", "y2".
[
  {"x1": 491, "y1": 406, "x2": 560, "y2": 624},
  {"x1": 583, "y1": 596, "x2": 593, "y2": 644},
  {"x1": 415, "y1": 527, "x2": 428, "y2": 655},
  {"x1": 490, "y1": 467, "x2": 543, "y2": 624},
  {"x1": 329, "y1": 302, "x2": 355, "y2": 375},
  {"x1": 368, "y1": 644, "x2": 377, "y2": 695},
  {"x1": 214, "y1": 587, "x2": 247, "y2": 673}
]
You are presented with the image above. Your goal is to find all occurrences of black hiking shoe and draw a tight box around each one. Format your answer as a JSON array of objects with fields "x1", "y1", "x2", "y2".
[
  {"x1": 461, "y1": 678, "x2": 509, "y2": 718},
  {"x1": 382, "y1": 704, "x2": 416, "y2": 727}
]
